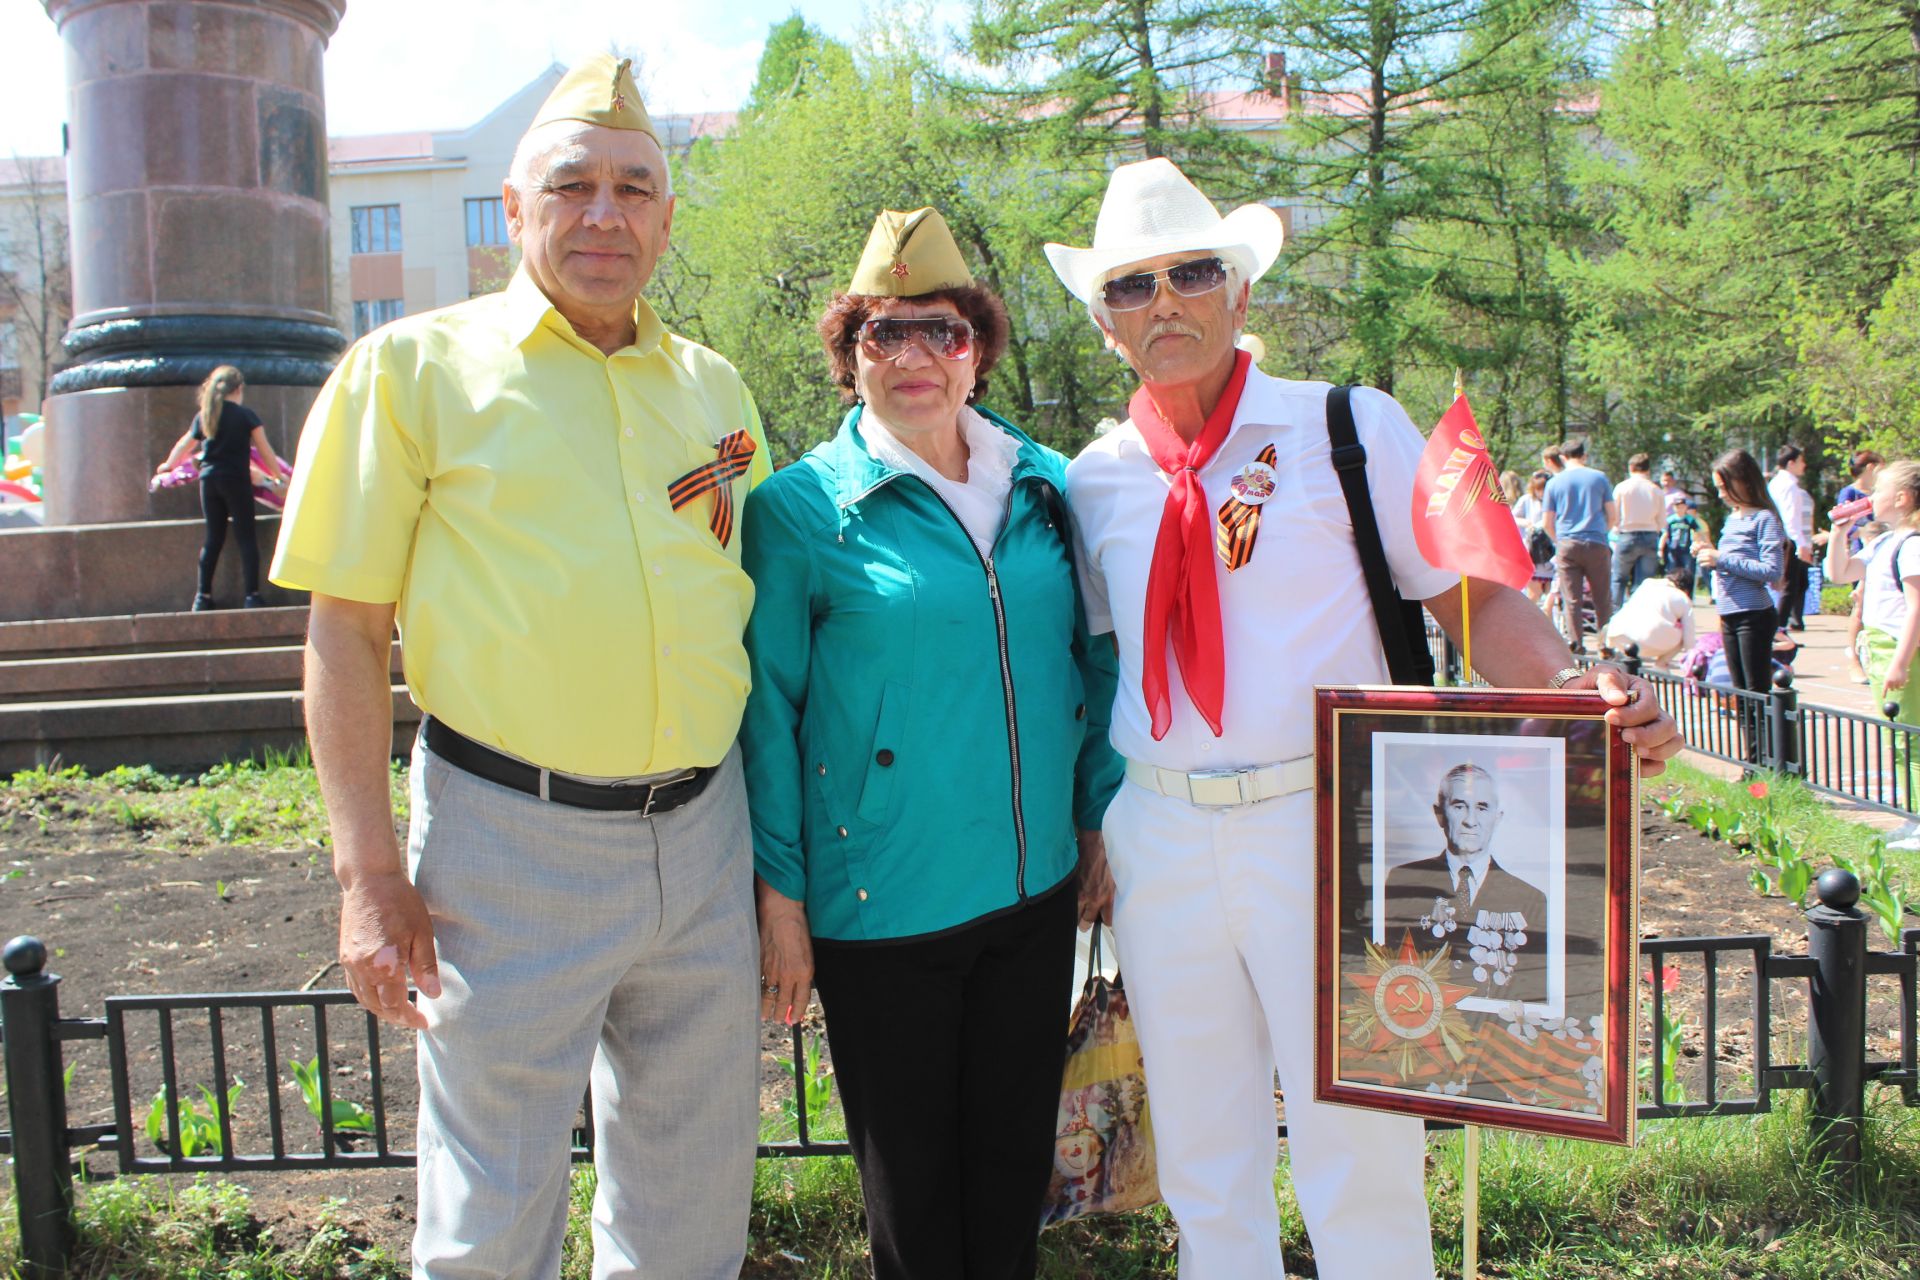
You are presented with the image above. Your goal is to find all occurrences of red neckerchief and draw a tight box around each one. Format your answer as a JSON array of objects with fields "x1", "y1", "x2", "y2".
[{"x1": 1130, "y1": 350, "x2": 1251, "y2": 739}]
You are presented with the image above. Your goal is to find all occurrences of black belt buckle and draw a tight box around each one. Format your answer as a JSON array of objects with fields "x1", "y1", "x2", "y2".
[{"x1": 639, "y1": 773, "x2": 691, "y2": 818}]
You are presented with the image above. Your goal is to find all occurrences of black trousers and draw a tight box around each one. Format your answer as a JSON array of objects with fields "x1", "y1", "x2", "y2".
[
  {"x1": 198, "y1": 471, "x2": 259, "y2": 596},
  {"x1": 1721, "y1": 605, "x2": 1776, "y2": 763},
  {"x1": 812, "y1": 883, "x2": 1076, "y2": 1280},
  {"x1": 1781, "y1": 551, "x2": 1809, "y2": 628}
]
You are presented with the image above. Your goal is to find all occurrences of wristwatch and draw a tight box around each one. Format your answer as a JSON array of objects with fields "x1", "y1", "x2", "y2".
[{"x1": 1549, "y1": 662, "x2": 1623, "y2": 689}]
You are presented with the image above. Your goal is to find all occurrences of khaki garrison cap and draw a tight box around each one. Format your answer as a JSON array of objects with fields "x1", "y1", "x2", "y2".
[
  {"x1": 848, "y1": 208, "x2": 974, "y2": 296},
  {"x1": 531, "y1": 54, "x2": 658, "y2": 143}
]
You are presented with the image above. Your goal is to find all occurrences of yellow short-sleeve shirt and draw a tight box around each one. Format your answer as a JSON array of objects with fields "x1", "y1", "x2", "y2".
[{"x1": 270, "y1": 268, "x2": 773, "y2": 777}]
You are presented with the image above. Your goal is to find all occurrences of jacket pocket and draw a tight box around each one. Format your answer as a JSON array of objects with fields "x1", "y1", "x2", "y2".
[{"x1": 855, "y1": 681, "x2": 911, "y2": 826}]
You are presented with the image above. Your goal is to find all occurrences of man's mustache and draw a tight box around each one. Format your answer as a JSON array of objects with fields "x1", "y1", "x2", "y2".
[{"x1": 1144, "y1": 321, "x2": 1202, "y2": 343}]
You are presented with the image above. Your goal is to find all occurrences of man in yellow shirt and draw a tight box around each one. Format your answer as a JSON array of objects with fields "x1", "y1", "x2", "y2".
[{"x1": 271, "y1": 57, "x2": 769, "y2": 1279}]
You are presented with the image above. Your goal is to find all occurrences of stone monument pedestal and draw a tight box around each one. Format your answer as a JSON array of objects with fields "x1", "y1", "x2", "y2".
[{"x1": 28, "y1": 0, "x2": 347, "y2": 617}]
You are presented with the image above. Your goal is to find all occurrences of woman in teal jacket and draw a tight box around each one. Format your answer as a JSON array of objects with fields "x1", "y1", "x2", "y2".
[{"x1": 740, "y1": 208, "x2": 1123, "y2": 1280}]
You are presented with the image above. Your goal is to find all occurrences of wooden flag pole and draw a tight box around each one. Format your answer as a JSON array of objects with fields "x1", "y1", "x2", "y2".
[
  {"x1": 1463, "y1": 1126, "x2": 1481, "y2": 1278},
  {"x1": 1451, "y1": 366, "x2": 1482, "y2": 1280}
]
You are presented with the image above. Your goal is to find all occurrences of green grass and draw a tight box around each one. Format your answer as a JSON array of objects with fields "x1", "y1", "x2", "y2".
[
  {"x1": 0, "y1": 1176, "x2": 401, "y2": 1279},
  {"x1": 7, "y1": 1100, "x2": 1917, "y2": 1278},
  {"x1": 1, "y1": 747, "x2": 408, "y2": 851},
  {"x1": 1658, "y1": 758, "x2": 1920, "y2": 888}
]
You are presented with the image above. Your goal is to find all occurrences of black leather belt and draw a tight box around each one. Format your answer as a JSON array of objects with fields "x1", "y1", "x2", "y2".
[{"x1": 423, "y1": 717, "x2": 715, "y2": 815}]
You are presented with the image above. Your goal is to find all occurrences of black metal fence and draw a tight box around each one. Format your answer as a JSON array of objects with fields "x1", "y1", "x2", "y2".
[
  {"x1": 1426, "y1": 620, "x2": 1920, "y2": 817},
  {"x1": 7, "y1": 872, "x2": 1920, "y2": 1276}
]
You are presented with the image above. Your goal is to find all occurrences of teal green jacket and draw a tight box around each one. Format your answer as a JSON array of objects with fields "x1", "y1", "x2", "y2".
[{"x1": 739, "y1": 405, "x2": 1124, "y2": 942}]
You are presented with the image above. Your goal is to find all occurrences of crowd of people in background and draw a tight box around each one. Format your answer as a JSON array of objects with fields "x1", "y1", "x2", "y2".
[{"x1": 1507, "y1": 438, "x2": 1920, "y2": 737}]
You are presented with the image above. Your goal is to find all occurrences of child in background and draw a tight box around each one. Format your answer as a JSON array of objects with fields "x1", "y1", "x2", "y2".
[
  {"x1": 1826, "y1": 465, "x2": 1920, "y2": 727},
  {"x1": 1838, "y1": 451, "x2": 1887, "y2": 682},
  {"x1": 1663, "y1": 498, "x2": 1704, "y2": 582}
]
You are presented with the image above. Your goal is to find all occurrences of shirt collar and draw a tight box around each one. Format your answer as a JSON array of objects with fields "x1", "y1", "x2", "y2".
[
  {"x1": 503, "y1": 266, "x2": 666, "y2": 357},
  {"x1": 1113, "y1": 363, "x2": 1279, "y2": 469},
  {"x1": 861, "y1": 406, "x2": 1021, "y2": 498},
  {"x1": 1444, "y1": 849, "x2": 1492, "y2": 901},
  {"x1": 833, "y1": 403, "x2": 1051, "y2": 509}
]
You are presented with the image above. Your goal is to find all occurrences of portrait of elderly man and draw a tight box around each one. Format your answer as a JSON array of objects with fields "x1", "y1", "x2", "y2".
[
  {"x1": 1380, "y1": 762, "x2": 1552, "y2": 1008},
  {"x1": 1051, "y1": 157, "x2": 1683, "y2": 1279},
  {"x1": 270, "y1": 57, "x2": 770, "y2": 1279}
]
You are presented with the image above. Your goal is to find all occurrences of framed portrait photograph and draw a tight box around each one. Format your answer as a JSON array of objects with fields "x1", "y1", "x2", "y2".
[{"x1": 1313, "y1": 686, "x2": 1638, "y2": 1145}]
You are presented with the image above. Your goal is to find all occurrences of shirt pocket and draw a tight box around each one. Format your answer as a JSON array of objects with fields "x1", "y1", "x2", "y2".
[{"x1": 856, "y1": 680, "x2": 911, "y2": 826}]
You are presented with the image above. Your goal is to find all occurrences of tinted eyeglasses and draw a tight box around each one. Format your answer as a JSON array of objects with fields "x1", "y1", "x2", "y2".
[
  {"x1": 856, "y1": 316, "x2": 976, "y2": 362},
  {"x1": 1100, "y1": 256, "x2": 1228, "y2": 312}
]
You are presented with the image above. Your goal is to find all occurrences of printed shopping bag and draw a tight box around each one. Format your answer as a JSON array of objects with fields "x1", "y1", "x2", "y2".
[{"x1": 1040, "y1": 926, "x2": 1160, "y2": 1225}]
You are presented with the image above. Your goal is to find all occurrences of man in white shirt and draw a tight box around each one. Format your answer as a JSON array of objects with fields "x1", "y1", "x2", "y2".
[
  {"x1": 1768, "y1": 444, "x2": 1816, "y2": 629},
  {"x1": 1611, "y1": 452, "x2": 1666, "y2": 608},
  {"x1": 1046, "y1": 157, "x2": 1683, "y2": 1280}
]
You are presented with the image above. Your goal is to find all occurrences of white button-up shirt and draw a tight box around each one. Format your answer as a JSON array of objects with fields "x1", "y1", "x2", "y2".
[
  {"x1": 1067, "y1": 369, "x2": 1456, "y2": 773},
  {"x1": 1768, "y1": 469, "x2": 1813, "y2": 545}
]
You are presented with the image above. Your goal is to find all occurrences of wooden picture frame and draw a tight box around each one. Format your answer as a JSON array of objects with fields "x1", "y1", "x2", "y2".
[{"x1": 1314, "y1": 685, "x2": 1638, "y2": 1145}]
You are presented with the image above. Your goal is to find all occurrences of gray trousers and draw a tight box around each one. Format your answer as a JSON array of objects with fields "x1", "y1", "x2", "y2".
[
  {"x1": 1553, "y1": 538, "x2": 1614, "y2": 643},
  {"x1": 405, "y1": 737, "x2": 758, "y2": 1280}
]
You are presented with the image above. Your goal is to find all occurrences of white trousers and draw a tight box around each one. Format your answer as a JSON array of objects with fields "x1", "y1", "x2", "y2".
[
  {"x1": 406, "y1": 739, "x2": 759, "y2": 1280},
  {"x1": 1103, "y1": 780, "x2": 1436, "y2": 1280}
]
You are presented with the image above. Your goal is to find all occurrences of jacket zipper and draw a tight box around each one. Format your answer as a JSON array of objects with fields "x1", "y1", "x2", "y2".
[{"x1": 920, "y1": 484, "x2": 1029, "y2": 901}]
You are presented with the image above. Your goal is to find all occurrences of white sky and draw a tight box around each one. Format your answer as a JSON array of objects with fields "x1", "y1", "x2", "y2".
[{"x1": 0, "y1": 0, "x2": 927, "y2": 157}]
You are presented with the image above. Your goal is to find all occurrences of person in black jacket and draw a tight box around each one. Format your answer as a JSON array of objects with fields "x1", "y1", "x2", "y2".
[
  {"x1": 155, "y1": 365, "x2": 285, "y2": 609},
  {"x1": 1380, "y1": 762, "x2": 1550, "y2": 1006}
]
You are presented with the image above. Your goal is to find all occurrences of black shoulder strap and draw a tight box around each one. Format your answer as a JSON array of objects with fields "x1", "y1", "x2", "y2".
[
  {"x1": 1327, "y1": 385, "x2": 1425, "y2": 685},
  {"x1": 1890, "y1": 533, "x2": 1915, "y2": 597}
]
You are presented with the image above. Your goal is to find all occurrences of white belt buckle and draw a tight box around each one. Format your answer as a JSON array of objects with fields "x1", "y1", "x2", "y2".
[{"x1": 1185, "y1": 768, "x2": 1252, "y2": 807}]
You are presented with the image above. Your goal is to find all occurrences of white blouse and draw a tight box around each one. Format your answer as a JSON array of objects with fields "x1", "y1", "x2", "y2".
[{"x1": 860, "y1": 406, "x2": 1020, "y2": 559}]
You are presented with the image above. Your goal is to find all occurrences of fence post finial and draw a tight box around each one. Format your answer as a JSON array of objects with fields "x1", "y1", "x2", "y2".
[{"x1": 2, "y1": 936, "x2": 76, "y2": 1276}]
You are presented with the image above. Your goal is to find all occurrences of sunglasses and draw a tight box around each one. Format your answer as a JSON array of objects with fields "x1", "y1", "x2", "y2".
[
  {"x1": 1100, "y1": 256, "x2": 1228, "y2": 312},
  {"x1": 856, "y1": 316, "x2": 976, "y2": 362}
]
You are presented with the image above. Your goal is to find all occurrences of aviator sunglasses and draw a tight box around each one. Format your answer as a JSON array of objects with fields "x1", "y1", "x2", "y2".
[
  {"x1": 856, "y1": 316, "x2": 977, "y2": 362},
  {"x1": 1100, "y1": 255, "x2": 1228, "y2": 312}
]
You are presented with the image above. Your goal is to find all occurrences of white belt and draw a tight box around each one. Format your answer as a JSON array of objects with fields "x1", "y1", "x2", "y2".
[{"x1": 1124, "y1": 756, "x2": 1314, "y2": 807}]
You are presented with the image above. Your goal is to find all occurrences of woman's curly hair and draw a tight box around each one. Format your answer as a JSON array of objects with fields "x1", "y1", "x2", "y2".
[{"x1": 817, "y1": 285, "x2": 1011, "y2": 406}]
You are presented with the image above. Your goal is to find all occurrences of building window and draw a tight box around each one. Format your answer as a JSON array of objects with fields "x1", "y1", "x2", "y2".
[
  {"x1": 465, "y1": 197, "x2": 508, "y2": 247},
  {"x1": 352, "y1": 299, "x2": 404, "y2": 337},
  {"x1": 350, "y1": 205, "x2": 402, "y2": 254}
]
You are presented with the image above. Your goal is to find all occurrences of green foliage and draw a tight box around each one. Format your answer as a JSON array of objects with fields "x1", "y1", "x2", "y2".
[
  {"x1": 1556, "y1": 0, "x2": 1920, "y2": 470},
  {"x1": 1270, "y1": 0, "x2": 1592, "y2": 422},
  {"x1": 1794, "y1": 250, "x2": 1920, "y2": 459},
  {"x1": 780, "y1": 1031, "x2": 837, "y2": 1138},
  {"x1": 1659, "y1": 763, "x2": 1916, "y2": 932},
  {"x1": 744, "y1": 12, "x2": 855, "y2": 111},
  {"x1": 1638, "y1": 965, "x2": 1689, "y2": 1105},
  {"x1": 0, "y1": 1177, "x2": 401, "y2": 1279},
  {"x1": 3, "y1": 750, "x2": 409, "y2": 850},
  {"x1": 1832, "y1": 843, "x2": 1915, "y2": 946},
  {"x1": 287, "y1": 1056, "x2": 376, "y2": 1140},
  {"x1": 657, "y1": 0, "x2": 1916, "y2": 480},
  {"x1": 1823, "y1": 582, "x2": 1857, "y2": 615},
  {"x1": 144, "y1": 1079, "x2": 242, "y2": 1158}
]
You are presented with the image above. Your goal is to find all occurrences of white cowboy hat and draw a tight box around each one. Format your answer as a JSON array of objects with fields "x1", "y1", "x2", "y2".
[{"x1": 1044, "y1": 158, "x2": 1287, "y2": 304}]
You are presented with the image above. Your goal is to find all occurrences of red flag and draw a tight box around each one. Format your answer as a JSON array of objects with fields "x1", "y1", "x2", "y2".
[{"x1": 1411, "y1": 395, "x2": 1533, "y2": 589}]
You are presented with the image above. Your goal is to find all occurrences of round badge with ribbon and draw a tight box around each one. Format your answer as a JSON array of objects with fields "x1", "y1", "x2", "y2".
[{"x1": 1230, "y1": 460, "x2": 1277, "y2": 505}]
